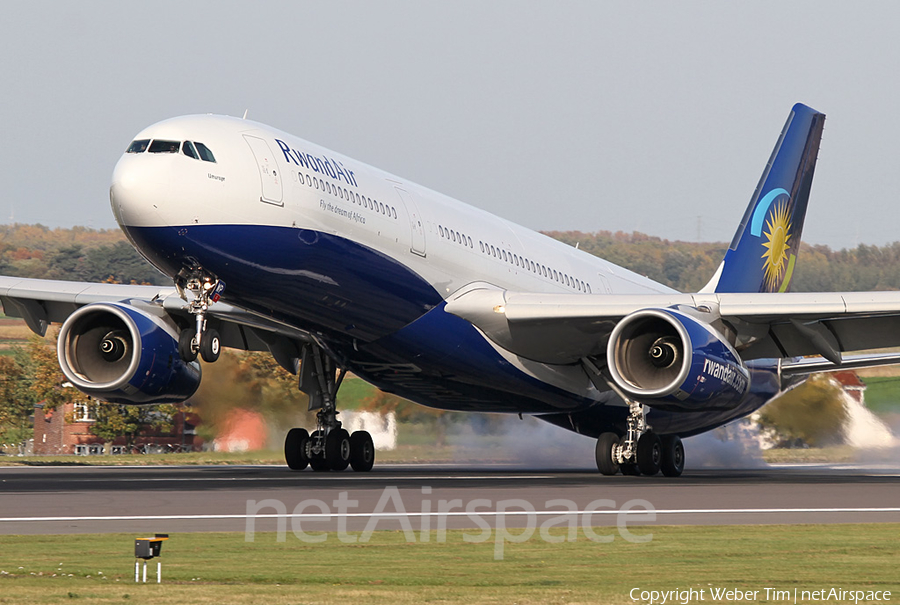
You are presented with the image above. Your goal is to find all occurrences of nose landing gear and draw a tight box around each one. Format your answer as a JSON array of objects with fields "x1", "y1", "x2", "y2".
[{"x1": 175, "y1": 270, "x2": 224, "y2": 364}]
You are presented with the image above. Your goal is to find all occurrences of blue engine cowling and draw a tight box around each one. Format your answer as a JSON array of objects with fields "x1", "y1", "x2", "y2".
[
  {"x1": 57, "y1": 302, "x2": 201, "y2": 404},
  {"x1": 606, "y1": 308, "x2": 750, "y2": 411}
]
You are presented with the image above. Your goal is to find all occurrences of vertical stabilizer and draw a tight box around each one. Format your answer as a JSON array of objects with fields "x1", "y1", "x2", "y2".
[{"x1": 702, "y1": 103, "x2": 825, "y2": 294}]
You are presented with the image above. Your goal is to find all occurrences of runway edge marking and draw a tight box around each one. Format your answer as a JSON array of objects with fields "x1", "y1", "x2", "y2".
[{"x1": 4, "y1": 507, "x2": 900, "y2": 523}]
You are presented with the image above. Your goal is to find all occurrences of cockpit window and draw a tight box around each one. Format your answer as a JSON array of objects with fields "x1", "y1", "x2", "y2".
[
  {"x1": 126, "y1": 139, "x2": 150, "y2": 153},
  {"x1": 182, "y1": 141, "x2": 199, "y2": 160},
  {"x1": 148, "y1": 140, "x2": 180, "y2": 154},
  {"x1": 194, "y1": 142, "x2": 216, "y2": 163}
]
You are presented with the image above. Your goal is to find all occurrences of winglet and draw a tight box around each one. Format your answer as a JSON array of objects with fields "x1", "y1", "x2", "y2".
[{"x1": 702, "y1": 103, "x2": 825, "y2": 294}]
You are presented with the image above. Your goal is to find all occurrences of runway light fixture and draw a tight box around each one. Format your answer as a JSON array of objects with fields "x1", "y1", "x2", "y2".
[{"x1": 134, "y1": 534, "x2": 169, "y2": 583}]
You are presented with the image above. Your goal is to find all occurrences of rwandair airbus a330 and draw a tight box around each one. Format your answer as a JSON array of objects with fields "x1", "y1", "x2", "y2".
[{"x1": 3, "y1": 103, "x2": 899, "y2": 476}]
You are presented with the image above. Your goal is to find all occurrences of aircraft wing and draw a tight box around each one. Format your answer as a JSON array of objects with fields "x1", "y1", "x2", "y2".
[
  {"x1": 0, "y1": 276, "x2": 312, "y2": 368},
  {"x1": 445, "y1": 285, "x2": 900, "y2": 368}
]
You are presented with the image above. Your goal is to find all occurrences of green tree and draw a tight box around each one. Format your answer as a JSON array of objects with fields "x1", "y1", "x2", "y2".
[
  {"x1": 1, "y1": 334, "x2": 82, "y2": 454},
  {"x1": 46, "y1": 244, "x2": 92, "y2": 281},
  {"x1": 360, "y1": 390, "x2": 450, "y2": 446},
  {"x1": 756, "y1": 374, "x2": 848, "y2": 447},
  {"x1": 23, "y1": 333, "x2": 70, "y2": 411},
  {"x1": 0, "y1": 351, "x2": 35, "y2": 454},
  {"x1": 189, "y1": 351, "x2": 314, "y2": 445},
  {"x1": 85, "y1": 241, "x2": 167, "y2": 285},
  {"x1": 85, "y1": 402, "x2": 180, "y2": 453}
]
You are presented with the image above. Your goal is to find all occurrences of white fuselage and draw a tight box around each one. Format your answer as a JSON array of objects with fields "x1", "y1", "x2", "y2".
[
  {"x1": 111, "y1": 115, "x2": 745, "y2": 435},
  {"x1": 111, "y1": 115, "x2": 672, "y2": 302}
]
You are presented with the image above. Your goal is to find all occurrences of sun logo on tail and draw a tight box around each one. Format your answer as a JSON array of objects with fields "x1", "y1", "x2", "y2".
[{"x1": 761, "y1": 200, "x2": 793, "y2": 291}]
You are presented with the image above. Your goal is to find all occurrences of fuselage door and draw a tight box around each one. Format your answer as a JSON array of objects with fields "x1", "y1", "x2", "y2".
[
  {"x1": 243, "y1": 135, "x2": 283, "y2": 206},
  {"x1": 395, "y1": 187, "x2": 426, "y2": 257},
  {"x1": 597, "y1": 273, "x2": 612, "y2": 294}
]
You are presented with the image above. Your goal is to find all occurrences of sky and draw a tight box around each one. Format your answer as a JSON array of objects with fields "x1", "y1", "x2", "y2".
[{"x1": 1, "y1": 1, "x2": 899, "y2": 250}]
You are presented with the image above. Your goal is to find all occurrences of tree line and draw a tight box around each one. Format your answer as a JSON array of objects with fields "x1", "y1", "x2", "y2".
[
  {"x1": 543, "y1": 230, "x2": 900, "y2": 293},
  {"x1": 0, "y1": 224, "x2": 167, "y2": 285},
  {"x1": 0, "y1": 331, "x2": 315, "y2": 455},
  {"x1": 3, "y1": 223, "x2": 900, "y2": 292}
]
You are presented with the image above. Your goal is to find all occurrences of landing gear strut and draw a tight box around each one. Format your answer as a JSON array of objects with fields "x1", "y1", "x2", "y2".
[
  {"x1": 595, "y1": 401, "x2": 684, "y2": 477},
  {"x1": 283, "y1": 344, "x2": 375, "y2": 472},
  {"x1": 175, "y1": 269, "x2": 224, "y2": 364}
]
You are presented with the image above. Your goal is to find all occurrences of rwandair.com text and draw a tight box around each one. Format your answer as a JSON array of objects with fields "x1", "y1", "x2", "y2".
[{"x1": 244, "y1": 487, "x2": 654, "y2": 559}]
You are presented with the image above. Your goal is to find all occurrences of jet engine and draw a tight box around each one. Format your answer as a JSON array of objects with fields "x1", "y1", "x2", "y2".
[
  {"x1": 57, "y1": 302, "x2": 201, "y2": 404},
  {"x1": 606, "y1": 308, "x2": 750, "y2": 411}
]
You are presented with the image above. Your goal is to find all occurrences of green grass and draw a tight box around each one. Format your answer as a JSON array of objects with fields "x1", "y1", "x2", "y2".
[
  {"x1": 336, "y1": 375, "x2": 378, "y2": 409},
  {"x1": 0, "y1": 525, "x2": 897, "y2": 604},
  {"x1": 761, "y1": 445, "x2": 858, "y2": 464},
  {"x1": 859, "y1": 376, "x2": 900, "y2": 413},
  {"x1": 0, "y1": 443, "x2": 505, "y2": 466},
  {"x1": 0, "y1": 450, "x2": 287, "y2": 466},
  {"x1": 2, "y1": 442, "x2": 877, "y2": 467}
]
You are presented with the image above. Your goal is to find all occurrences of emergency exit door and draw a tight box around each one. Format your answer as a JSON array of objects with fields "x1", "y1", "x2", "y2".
[
  {"x1": 395, "y1": 187, "x2": 426, "y2": 257},
  {"x1": 243, "y1": 135, "x2": 283, "y2": 206}
]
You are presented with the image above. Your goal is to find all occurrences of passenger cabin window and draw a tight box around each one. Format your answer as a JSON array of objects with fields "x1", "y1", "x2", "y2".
[
  {"x1": 148, "y1": 139, "x2": 180, "y2": 153},
  {"x1": 194, "y1": 142, "x2": 217, "y2": 163},
  {"x1": 182, "y1": 141, "x2": 199, "y2": 159},
  {"x1": 126, "y1": 139, "x2": 150, "y2": 153}
]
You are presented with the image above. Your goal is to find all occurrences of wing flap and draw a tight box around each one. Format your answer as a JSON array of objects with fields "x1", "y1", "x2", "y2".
[{"x1": 446, "y1": 287, "x2": 900, "y2": 365}]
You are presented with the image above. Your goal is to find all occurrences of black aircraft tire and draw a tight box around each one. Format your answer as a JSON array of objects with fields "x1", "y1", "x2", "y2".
[
  {"x1": 326, "y1": 428, "x2": 352, "y2": 471},
  {"x1": 637, "y1": 432, "x2": 662, "y2": 476},
  {"x1": 284, "y1": 428, "x2": 310, "y2": 471},
  {"x1": 660, "y1": 435, "x2": 685, "y2": 477},
  {"x1": 178, "y1": 330, "x2": 197, "y2": 362},
  {"x1": 309, "y1": 457, "x2": 330, "y2": 471},
  {"x1": 620, "y1": 463, "x2": 641, "y2": 476},
  {"x1": 200, "y1": 328, "x2": 221, "y2": 363},
  {"x1": 350, "y1": 431, "x2": 375, "y2": 472},
  {"x1": 595, "y1": 432, "x2": 620, "y2": 476}
]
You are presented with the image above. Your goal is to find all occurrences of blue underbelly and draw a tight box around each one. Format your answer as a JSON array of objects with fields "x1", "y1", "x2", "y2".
[
  {"x1": 122, "y1": 223, "x2": 783, "y2": 433},
  {"x1": 344, "y1": 301, "x2": 602, "y2": 414},
  {"x1": 123, "y1": 224, "x2": 443, "y2": 341}
]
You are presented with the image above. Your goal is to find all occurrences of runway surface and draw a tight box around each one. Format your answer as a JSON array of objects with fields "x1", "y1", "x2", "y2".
[{"x1": 1, "y1": 463, "x2": 899, "y2": 534}]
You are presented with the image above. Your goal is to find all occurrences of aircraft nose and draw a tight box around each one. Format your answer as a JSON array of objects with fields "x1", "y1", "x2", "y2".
[{"x1": 109, "y1": 153, "x2": 171, "y2": 228}]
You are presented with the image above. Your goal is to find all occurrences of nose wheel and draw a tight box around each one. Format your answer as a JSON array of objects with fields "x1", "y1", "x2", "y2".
[
  {"x1": 179, "y1": 327, "x2": 221, "y2": 363},
  {"x1": 175, "y1": 270, "x2": 225, "y2": 363}
]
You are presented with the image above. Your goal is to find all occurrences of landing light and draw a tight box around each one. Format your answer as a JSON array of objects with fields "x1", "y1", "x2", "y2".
[{"x1": 493, "y1": 305, "x2": 506, "y2": 314}]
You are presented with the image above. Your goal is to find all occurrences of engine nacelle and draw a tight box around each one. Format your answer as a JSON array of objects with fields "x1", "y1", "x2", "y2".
[
  {"x1": 607, "y1": 308, "x2": 750, "y2": 411},
  {"x1": 57, "y1": 302, "x2": 201, "y2": 404}
]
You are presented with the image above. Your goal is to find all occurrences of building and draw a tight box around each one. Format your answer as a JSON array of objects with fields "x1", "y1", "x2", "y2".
[
  {"x1": 831, "y1": 371, "x2": 866, "y2": 404},
  {"x1": 32, "y1": 400, "x2": 203, "y2": 455}
]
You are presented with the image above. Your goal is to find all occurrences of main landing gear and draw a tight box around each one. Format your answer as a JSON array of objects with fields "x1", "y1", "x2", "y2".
[
  {"x1": 595, "y1": 401, "x2": 685, "y2": 477},
  {"x1": 175, "y1": 271, "x2": 223, "y2": 364},
  {"x1": 284, "y1": 344, "x2": 375, "y2": 472}
]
